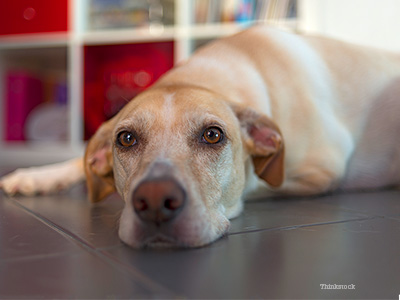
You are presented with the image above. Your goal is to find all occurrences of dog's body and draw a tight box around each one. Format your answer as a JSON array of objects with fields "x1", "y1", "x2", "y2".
[{"x1": 2, "y1": 26, "x2": 400, "y2": 248}]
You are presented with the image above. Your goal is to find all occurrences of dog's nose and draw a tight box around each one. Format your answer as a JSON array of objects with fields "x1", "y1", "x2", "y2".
[{"x1": 132, "y1": 179, "x2": 186, "y2": 225}]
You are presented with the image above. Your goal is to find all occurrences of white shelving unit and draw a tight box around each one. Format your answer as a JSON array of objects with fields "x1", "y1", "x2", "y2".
[{"x1": 0, "y1": 0, "x2": 297, "y2": 167}]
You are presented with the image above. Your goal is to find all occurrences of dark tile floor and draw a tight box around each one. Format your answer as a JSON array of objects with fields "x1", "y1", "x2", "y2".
[{"x1": 0, "y1": 182, "x2": 399, "y2": 299}]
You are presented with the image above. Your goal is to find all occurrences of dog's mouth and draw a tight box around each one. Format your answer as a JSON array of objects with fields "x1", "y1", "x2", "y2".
[{"x1": 142, "y1": 234, "x2": 181, "y2": 249}]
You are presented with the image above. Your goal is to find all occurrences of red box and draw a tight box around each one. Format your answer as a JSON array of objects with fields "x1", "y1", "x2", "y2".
[
  {"x1": 0, "y1": 0, "x2": 69, "y2": 35},
  {"x1": 84, "y1": 42, "x2": 174, "y2": 139}
]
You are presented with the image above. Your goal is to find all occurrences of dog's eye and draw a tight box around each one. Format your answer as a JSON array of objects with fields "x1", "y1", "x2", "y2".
[
  {"x1": 117, "y1": 131, "x2": 137, "y2": 148},
  {"x1": 203, "y1": 127, "x2": 223, "y2": 144}
]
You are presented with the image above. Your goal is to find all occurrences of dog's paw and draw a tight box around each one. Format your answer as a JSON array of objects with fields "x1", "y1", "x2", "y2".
[
  {"x1": 1, "y1": 168, "x2": 44, "y2": 196},
  {"x1": 0, "y1": 159, "x2": 85, "y2": 197}
]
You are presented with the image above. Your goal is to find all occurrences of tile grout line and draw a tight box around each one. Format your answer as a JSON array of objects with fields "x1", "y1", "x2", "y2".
[
  {"x1": 229, "y1": 215, "x2": 383, "y2": 236},
  {"x1": 0, "y1": 250, "x2": 81, "y2": 264},
  {"x1": 6, "y1": 197, "x2": 179, "y2": 298},
  {"x1": 301, "y1": 198, "x2": 400, "y2": 222}
]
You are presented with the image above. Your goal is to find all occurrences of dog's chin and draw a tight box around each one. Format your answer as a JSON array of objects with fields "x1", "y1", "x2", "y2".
[{"x1": 119, "y1": 222, "x2": 230, "y2": 249}]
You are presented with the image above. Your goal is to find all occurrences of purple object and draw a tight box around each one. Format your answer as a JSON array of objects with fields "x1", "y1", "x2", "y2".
[{"x1": 54, "y1": 82, "x2": 68, "y2": 105}]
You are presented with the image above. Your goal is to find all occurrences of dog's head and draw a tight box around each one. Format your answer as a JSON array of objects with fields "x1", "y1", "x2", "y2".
[{"x1": 84, "y1": 85, "x2": 284, "y2": 248}]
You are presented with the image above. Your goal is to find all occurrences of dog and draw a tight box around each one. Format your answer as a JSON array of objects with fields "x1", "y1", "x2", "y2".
[{"x1": 2, "y1": 26, "x2": 400, "y2": 248}]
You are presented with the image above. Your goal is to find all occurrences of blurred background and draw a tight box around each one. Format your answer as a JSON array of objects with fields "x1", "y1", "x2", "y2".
[{"x1": 0, "y1": 0, "x2": 399, "y2": 167}]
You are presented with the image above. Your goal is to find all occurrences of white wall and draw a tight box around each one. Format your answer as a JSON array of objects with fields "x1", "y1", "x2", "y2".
[{"x1": 299, "y1": 0, "x2": 400, "y2": 51}]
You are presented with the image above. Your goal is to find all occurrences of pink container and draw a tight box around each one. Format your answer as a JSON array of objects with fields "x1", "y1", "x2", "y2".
[{"x1": 5, "y1": 71, "x2": 43, "y2": 141}]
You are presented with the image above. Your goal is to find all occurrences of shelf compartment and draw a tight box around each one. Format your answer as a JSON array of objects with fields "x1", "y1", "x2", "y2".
[
  {"x1": 83, "y1": 41, "x2": 174, "y2": 139},
  {"x1": 87, "y1": 0, "x2": 175, "y2": 31},
  {"x1": 0, "y1": 0, "x2": 69, "y2": 36},
  {"x1": 1, "y1": 47, "x2": 69, "y2": 144}
]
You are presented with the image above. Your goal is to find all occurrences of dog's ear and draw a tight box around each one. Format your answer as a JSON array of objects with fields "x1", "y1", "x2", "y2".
[
  {"x1": 84, "y1": 119, "x2": 116, "y2": 203},
  {"x1": 234, "y1": 105, "x2": 285, "y2": 187}
]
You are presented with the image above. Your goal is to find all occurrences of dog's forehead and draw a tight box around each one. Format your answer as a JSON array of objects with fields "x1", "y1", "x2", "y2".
[{"x1": 117, "y1": 87, "x2": 236, "y2": 127}]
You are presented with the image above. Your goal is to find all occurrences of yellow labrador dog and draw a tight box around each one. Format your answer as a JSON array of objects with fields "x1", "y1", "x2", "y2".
[{"x1": 2, "y1": 26, "x2": 400, "y2": 248}]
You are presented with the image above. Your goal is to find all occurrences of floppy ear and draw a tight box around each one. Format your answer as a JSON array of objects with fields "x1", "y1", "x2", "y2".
[
  {"x1": 234, "y1": 105, "x2": 285, "y2": 187},
  {"x1": 84, "y1": 118, "x2": 116, "y2": 203}
]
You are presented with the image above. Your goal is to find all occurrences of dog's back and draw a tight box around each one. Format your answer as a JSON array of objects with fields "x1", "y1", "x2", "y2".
[{"x1": 156, "y1": 26, "x2": 400, "y2": 192}]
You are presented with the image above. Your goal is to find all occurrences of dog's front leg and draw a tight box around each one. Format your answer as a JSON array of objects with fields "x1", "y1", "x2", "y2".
[
  {"x1": 0, "y1": 158, "x2": 85, "y2": 196},
  {"x1": 279, "y1": 163, "x2": 344, "y2": 196}
]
